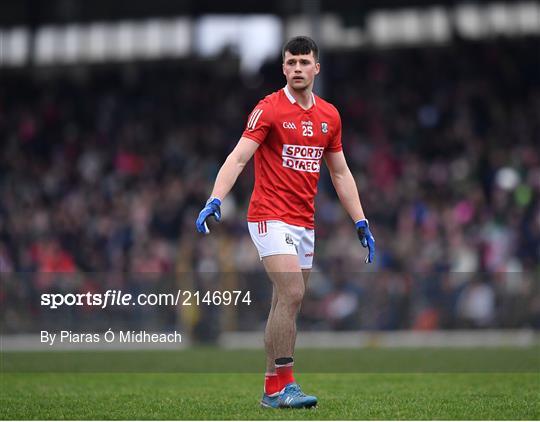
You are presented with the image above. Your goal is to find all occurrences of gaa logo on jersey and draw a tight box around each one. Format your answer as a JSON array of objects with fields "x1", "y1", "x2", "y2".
[{"x1": 321, "y1": 122, "x2": 328, "y2": 133}]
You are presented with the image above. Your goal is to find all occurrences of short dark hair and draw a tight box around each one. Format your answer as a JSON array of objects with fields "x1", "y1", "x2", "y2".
[{"x1": 282, "y1": 36, "x2": 319, "y2": 61}]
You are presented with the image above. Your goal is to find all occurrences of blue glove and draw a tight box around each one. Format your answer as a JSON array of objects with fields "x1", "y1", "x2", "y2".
[
  {"x1": 196, "y1": 197, "x2": 222, "y2": 234},
  {"x1": 355, "y1": 219, "x2": 375, "y2": 264}
]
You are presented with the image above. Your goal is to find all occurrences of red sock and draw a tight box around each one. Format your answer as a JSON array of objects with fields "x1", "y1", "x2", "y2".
[
  {"x1": 264, "y1": 373, "x2": 280, "y2": 396},
  {"x1": 275, "y1": 359, "x2": 295, "y2": 390}
]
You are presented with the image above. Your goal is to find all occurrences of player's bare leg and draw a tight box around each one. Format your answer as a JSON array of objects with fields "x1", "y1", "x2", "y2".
[
  {"x1": 294, "y1": 269, "x2": 311, "y2": 349},
  {"x1": 264, "y1": 288, "x2": 278, "y2": 373},
  {"x1": 302, "y1": 269, "x2": 311, "y2": 285},
  {"x1": 261, "y1": 287, "x2": 279, "y2": 407},
  {"x1": 263, "y1": 254, "x2": 304, "y2": 358},
  {"x1": 261, "y1": 256, "x2": 300, "y2": 406},
  {"x1": 265, "y1": 269, "x2": 309, "y2": 374},
  {"x1": 261, "y1": 255, "x2": 317, "y2": 408}
]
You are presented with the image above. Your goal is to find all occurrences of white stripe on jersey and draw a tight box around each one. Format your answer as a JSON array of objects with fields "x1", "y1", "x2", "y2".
[
  {"x1": 247, "y1": 109, "x2": 259, "y2": 129},
  {"x1": 251, "y1": 109, "x2": 263, "y2": 129},
  {"x1": 247, "y1": 109, "x2": 263, "y2": 130}
]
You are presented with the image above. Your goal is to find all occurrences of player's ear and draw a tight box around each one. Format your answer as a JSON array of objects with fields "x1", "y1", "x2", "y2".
[
  {"x1": 315, "y1": 62, "x2": 320, "y2": 75},
  {"x1": 282, "y1": 62, "x2": 286, "y2": 76}
]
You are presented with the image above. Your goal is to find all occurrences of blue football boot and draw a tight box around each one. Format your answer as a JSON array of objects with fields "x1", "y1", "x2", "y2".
[
  {"x1": 260, "y1": 392, "x2": 280, "y2": 408},
  {"x1": 278, "y1": 383, "x2": 318, "y2": 408}
]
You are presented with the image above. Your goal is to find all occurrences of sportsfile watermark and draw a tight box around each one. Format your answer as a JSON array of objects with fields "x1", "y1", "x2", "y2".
[
  {"x1": 40, "y1": 330, "x2": 182, "y2": 345},
  {"x1": 40, "y1": 290, "x2": 252, "y2": 309},
  {"x1": 1, "y1": 271, "x2": 539, "y2": 373}
]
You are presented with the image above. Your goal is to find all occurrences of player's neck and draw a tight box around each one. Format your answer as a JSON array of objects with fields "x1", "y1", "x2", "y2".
[{"x1": 286, "y1": 84, "x2": 314, "y2": 110}]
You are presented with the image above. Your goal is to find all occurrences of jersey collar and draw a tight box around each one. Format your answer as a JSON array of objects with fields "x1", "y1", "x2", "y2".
[{"x1": 283, "y1": 85, "x2": 316, "y2": 106}]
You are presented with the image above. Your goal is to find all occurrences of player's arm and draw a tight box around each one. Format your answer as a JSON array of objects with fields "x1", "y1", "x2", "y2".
[
  {"x1": 195, "y1": 137, "x2": 259, "y2": 234},
  {"x1": 324, "y1": 150, "x2": 375, "y2": 263},
  {"x1": 324, "y1": 151, "x2": 365, "y2": 221},
  {"x1": 210, "y1": 137, "x2": 259, "y2": 200}
]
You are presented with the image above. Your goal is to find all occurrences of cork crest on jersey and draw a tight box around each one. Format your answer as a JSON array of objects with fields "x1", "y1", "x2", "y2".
[{"x1": 321, "y1": 122, "x2": 328, "y2": 133}]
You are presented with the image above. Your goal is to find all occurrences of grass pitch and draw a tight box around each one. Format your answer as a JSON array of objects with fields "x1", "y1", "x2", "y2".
[{"x1": 1, "y1": 348, "x2": 539, "y2": 420}]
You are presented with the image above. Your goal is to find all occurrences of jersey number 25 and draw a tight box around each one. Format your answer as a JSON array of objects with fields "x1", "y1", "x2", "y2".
[{"x1": 302, "y1": 125, "x2": 313, "y2": 137}]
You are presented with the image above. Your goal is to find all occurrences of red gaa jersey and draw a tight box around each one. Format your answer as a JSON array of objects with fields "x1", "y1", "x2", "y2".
[{"x1": 241, "y1": 85, "x2": 342, "y2": 229}]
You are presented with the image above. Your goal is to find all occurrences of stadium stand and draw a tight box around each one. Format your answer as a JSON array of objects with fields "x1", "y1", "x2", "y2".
[{"x1": 1, "y1": 38, "x2": 539, "y2": 338}]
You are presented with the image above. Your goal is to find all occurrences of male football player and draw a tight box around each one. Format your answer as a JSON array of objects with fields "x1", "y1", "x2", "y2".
[{"x1": 196, "y1": 36, "x2": 375, "y2": 409}]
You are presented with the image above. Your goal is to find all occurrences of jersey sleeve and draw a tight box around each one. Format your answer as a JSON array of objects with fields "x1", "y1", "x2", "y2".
[
  {"x1": 241, "y1": 99, "x2": 274, "y2": 144},
  {"x1": 325, "y1": 109, "x2": 343, "y2": 153}
]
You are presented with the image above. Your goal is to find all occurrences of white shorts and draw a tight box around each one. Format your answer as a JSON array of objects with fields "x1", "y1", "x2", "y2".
[{"x1": 247, "y1": 220, "x2": 315, "y2": 269}]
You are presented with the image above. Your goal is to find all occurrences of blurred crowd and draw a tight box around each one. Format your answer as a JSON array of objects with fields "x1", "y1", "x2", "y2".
[{"x1": 1, "y1": 37, "x2": 539, "y2": 335}]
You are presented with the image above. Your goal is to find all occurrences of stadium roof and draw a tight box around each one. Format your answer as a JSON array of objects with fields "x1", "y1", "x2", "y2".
[{"x1": 0, "y1": 0, "x2": 518, "y2": 25}]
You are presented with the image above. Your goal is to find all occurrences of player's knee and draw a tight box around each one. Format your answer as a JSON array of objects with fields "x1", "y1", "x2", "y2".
[{"x1": 285, "y1": 284, "x2": 305, "y2": 310}]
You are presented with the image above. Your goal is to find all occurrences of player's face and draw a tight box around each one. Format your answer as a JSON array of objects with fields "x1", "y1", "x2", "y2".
[{"x1": 282, "y1": 51, "x2": 320, "y2": 91}]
